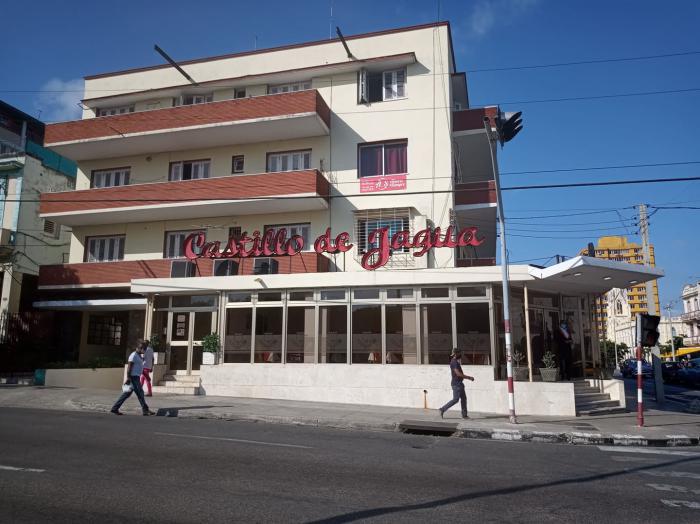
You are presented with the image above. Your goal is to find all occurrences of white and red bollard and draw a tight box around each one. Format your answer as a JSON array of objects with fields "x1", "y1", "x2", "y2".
[{"x1": 636, "y1": 344, "x2": 644, "y2": 427}]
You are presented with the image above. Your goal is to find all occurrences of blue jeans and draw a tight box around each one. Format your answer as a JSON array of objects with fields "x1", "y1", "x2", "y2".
[
  {"x1": 112, "y1": 375, "x2": 150, "y2": 413},
  {"x1": 440, "y1": 383, "x2": 468, "y2": 416}
]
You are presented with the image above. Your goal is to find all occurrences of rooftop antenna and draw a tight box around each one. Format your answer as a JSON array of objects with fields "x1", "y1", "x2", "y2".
[
  {"x1": 329, "y1": 0, "x2": 334, "y2": 40},
  {"x1": 335, "y1": 26, "x2": 355, "y2": 59},
  {"x1": 154, "y1": 44, "x2": 198, "y2": 85}
]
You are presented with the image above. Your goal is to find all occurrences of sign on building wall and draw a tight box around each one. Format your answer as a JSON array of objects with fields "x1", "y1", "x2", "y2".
[
  {"x1": 359, "y1": 174, "x2": 407, "y2": 193},
  {"x1": 184, "y1": 226, "x2": 484, "y2": 271}
]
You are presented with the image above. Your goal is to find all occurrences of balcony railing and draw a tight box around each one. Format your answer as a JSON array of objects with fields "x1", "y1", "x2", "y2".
[
  {"x1": 38, "y1": 253, "x2": 330, "y2": 288},
  {"x1": 44, "y1": 90, "x2": 331, "y2": 161},
  {"x1": 0, "y1": 140, "x2": 25, "y2": 170},
  {"x1": 454, "y1": 180, "x2": 496, "y2": 207},
  {"x1": 682, "y1": 336, "x2": 700, "y2": 347},
  {"x1": 40, "y1": 169, "x2": 330, "y2": 226},
  {"x1": 681, "y1": 309, "x2": 700, "y2": 322},
  {"x1": 452, "y1": 107, "x2": 497, "y2": 133}
]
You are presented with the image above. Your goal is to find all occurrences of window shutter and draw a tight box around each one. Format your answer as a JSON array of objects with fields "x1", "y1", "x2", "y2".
[{"x1": 358, "y1": 69, "x2": 368, "y2": 104}]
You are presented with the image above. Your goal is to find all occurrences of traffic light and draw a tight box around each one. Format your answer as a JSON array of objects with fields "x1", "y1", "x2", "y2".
[
  {"x1": 639, "y1": 313, "x2": 660, "y2": 347},
  {"x1": 496, "y1": 110, "x2": 523, "y2": 146}
]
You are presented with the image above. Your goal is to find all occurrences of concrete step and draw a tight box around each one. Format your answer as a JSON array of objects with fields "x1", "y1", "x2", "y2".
[
  {"x1": 577, "y1": 406, "x2": 627, "y2": 416},
  {"x1": 576, "y1": 399, "x2": 620, "y2": 410},
  {"x1": 574, "y1": 392, "x2": 610, "y2": 402},
  {"x1": 162, "y1": 375, "x2": 201, "y2": 384},
  {"x1": 151, "y1": 385, "x2": 200, "y2": 395},
  {"x1": 170, "y1": 370, "x2": 201, "y2": 376}
]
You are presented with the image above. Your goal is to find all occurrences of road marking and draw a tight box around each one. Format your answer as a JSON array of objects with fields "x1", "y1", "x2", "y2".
[
  {"x1": 646, "y1": 483, "x2": 700, "y2": 495},
  {"x1": 642, "y1": 470, "x2": 700, "y2": 480},
  {"x1": 154, "y1": 432, "x2": 313, "y2": 449},
  {"x1": 0, "y1": 465, "x2": 45, "y2": 473},
  {"x1": 598, "y1": 446, "x2": 700, "y2": 457},
  {"x1": 661, "y1": 499, "x2": 700, "y2": 509}
]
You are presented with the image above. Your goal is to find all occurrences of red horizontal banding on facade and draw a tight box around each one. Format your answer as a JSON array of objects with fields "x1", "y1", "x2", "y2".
[
  {"x1": 454, "y1": 180, "x2": 496, "y2": 206},
  {"x1": 45, "y1": 91, "x2": 330, "y2": 144},
  {"x1": 455, "y1": 257, "x2": 496, "y2": 267},
  {"x1": 40, "y1": 169, "x2": 329, "y2": 214},
  {"x1": 38, "y1": 253, "x2": 330, "y2": 287},
  {"x1": 452, "y1": 107, "x2": 498, "y2": 133}
]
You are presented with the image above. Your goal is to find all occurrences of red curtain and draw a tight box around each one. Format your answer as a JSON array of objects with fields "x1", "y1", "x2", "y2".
[{"x1": 384, "y1": 142, "x2": 407, "y2": 175}]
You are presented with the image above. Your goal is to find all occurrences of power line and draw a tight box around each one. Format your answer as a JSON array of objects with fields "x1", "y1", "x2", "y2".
[
  {"x1": 466, "y1": 50, "x2": 700, "y2": 73},
  {"x1": 504, "y1": 176, "x2": 700, "y2": 191},
  {"x1": 484, "y1": 87, "x2": 700, "y2": 106},
  {"x1": 500, "y1": 160, "x2": 700, "y2": 176}
]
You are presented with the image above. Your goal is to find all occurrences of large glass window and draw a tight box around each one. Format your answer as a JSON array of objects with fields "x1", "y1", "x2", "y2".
[
  {"x1": 225, "y1": 308, "x2": 252, "y2": 363},
  {"x1": 268, "y1": 81, "x2": 311, "y2": 94},
  {"x1": 87, "y1": 315, "x2": 124, "y2": 346},
  {"x1": 385, "y1": 304, "x2": 417, "y2": 364},
  {"x1": 352, "y1": 304, "x2": 382, "y2": 364},
  {"x1": 357, "y1": 216, "x2": 409, "y2": 254},
  {"x1": 254, "y1": 307, "x2": 283, "y2": 363},
  {"x1": 286, "y1": 307, "x2": 315, "y2": 363},
  {"x1": 91, "y1": 167, "x2": 130, "y2": 188},
  {"x1": 164, "y1": 230, "x2": 201, "y2": 259},
  {"x1": 85, "y1": 235, "x2": 125, "y2": 262},
  {"x1": 420, "y1": 304, "x2": 452, "y2": 364},
  {"x1": 169, "y1": 160, "x2": 210, "y2": 181},
  {"x1": 455, "y1": 303, "x2": 491, "y2": 365},
  {"x1": 318, "y1": 305, "x2": 347, "y2": 363},
  {"x1": 358, "y1": 141, "x2": 407, "y2": 178}
]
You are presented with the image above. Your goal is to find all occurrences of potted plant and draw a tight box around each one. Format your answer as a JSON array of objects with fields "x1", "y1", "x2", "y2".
[
  {"x1": 513, "y1": 350, "x2": 529, "y2": 381},
  {"x1": 149, "y1": 334, "x2": 165, "y2": 365},
  {"x1": 540, "y1": 351, "x2": 560, "y2": 382},
  {"x1": 201, "y1": 333, "x2": 220, "y2": 365}
]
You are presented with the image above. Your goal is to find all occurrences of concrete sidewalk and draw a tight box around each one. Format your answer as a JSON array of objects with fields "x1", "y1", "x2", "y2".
[{"x1": 1, "y1": 385, "x2": 698, "y2": 447}]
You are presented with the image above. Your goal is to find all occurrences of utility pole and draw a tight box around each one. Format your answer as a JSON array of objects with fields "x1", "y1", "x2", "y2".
[{"x1": 666, "y1": 302, "x2": 676, "y2": 360}]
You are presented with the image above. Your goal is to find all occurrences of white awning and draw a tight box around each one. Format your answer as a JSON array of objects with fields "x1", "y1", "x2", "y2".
[{"x1": 33, "y1": 298, "x2": 147, "y2": 311}]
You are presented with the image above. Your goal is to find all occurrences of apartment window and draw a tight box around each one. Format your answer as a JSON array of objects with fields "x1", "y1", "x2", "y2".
[
  {"x1": 264, "y1": 223, "x2": 311, "y2": 250},
  {"x1": 85, "y1": 235, "x2": 125, "y2": 262},
  {"x1": 91, "y1": 167, "x2": 130, "y2": 188},
  {"x1": 232, "y1": 155, "x2": 245, "y2": 174},
  {"x1": 229, "y1": 227, "x2": 242, "y2": 242},
  {"x1": 214, "y1": 259, "x2": 239, "y2": 276},
  {"x1": 268, "y1": 81, "x2": 311, "y2": 94},
  {"x1": 172, "y1": 94, "x2": 213, "y2": 106},
  {"x1": 358, "y1": 140, "x2": 407, "y2": 178},
  {"x1": 267, "y1": 150, "x2": 311, "y2": 172},
  {"x1": 254, "y1": 258, "x2": 279, "y2": 275},
  {"x1": 356, "y1": 216, "x2": 410, "y2": 253},
  {"x1": 87, "y1": 315, "x2": 124, "y2": 346},
  {"x1": 170, "y1": 260, "x2": 197, "y2": 278},
  {"x1": 234, "y1": 88, "x2": 246, "y2": 99},
  {"x1": 43, "y1": 219, "x2": 59, "y2": 239},
  {"x1": 169, "y1": 160, "x2": 210, "y2": 181},
  {"x1": 165, "y1": 230, "x2": 202, "y2": 259},
  {"x1": 358, "y1": 68, "x2": 406, "y2": 103},
  {"x1": 97, "y1": 105, "x2": 134, "y2": 117}
]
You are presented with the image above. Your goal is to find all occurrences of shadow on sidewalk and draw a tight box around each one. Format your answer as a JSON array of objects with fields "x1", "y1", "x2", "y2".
[{"x1": 156, "y1": 405, "x2": 236, "y2": 417}]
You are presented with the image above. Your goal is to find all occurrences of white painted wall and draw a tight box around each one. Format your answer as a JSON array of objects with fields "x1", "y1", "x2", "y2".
[{"x1": 45, "y1": 367, "x2": 124, "y2": 389}]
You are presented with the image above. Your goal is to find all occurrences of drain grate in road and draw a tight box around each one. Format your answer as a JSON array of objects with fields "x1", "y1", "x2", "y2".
[{"x1": 399, "y1": 420, "x2": 458, "y2": 437}]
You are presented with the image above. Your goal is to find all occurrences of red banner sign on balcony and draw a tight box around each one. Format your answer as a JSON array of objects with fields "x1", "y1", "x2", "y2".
[
  {"x1": 359, "y1": 174, "x2": 407, "y2": 193},
  {"x1": 184, "y1": 225, "x2": 483, "y2": 271}
]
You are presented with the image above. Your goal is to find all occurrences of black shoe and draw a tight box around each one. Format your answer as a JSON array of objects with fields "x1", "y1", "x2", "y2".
[
  {"x1": 438, "y1": 409, "x2": 444, "y2": 419},
  {"x1": 111, "y1": 410, "x2": 123, "y2": 416},
  {"x1": 462, "y1": 415, "x2": 470, "y2": 419}
]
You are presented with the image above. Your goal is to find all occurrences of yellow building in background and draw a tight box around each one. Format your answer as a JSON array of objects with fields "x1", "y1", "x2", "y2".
[{"x1": 580, "y1": 236, "x2": 660, "y2": 339}]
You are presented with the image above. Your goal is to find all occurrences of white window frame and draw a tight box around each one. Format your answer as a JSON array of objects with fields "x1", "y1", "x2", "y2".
[
  {"x1": 383, "y1": 69, "x2": 406, "y2": 101},
  {"x1": 169, "y1": 159, "x2": 211, "y2": 181},
  {"x1": 91, "y1": 167, "x2": 130, "y2": 188},
  {"x1": 173, "y1": 94, "x2": 213, "y2": 106},
  {"x1": 266, "y1": 150, "x2": 311, "y2": 172},
  {"x1": 264, "y1": 223, "x2": 311, "y2": 251},
  {"x1": 268, "y1": 81, "x2": 312, "y2": 94},
  {"x1": 165, "y1": 230, "x2": 201, "y2": 259},
  {"x1": 85, "y1": 235, "x2": 125, "y2": 263},
  {"x1": 97, "y1": 105, "x2": 134, "y2": 117},
  {"x1": 358, "y1": 140, "x2": 408, "y2": 178},
  {"x1": 232, "y1": 155, "x2": 245, "y2": 174}
]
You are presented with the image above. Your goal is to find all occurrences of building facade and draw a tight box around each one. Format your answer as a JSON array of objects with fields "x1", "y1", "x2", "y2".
[
  {"x1": 581, "y1": 236, "x2": 660, "y2": 339},
  {"x1": 36, "y1": 23, "x2": 662, "y2": 415},
  {"x1": 681, "y1": 282, "x2": 700, "y2": 348}
]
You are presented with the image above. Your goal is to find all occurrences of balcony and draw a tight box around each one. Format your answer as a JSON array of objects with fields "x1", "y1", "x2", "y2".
[
  {"x1": 681, "y1": 309, "x2": 700, "y2": 322},
  {"x1": 40, "y1": 169, "x2": 330, "y2": 226},
  {"x1": 455, "y1": 180, "x2": 496, "y2": 207},
  {"x1": 38, "y1": 253, "x2": 330, "y2": 288},
  {"x1": 44, "y1": 90, "x2": 331, "y2": 161},
  {"x1": 683, "y1": 336, "x2": 700, "y2": 347},
  {"x1": 0, "y1": 139, "x2": 25, "y2": 171},
  {"x1": 452, "y1": 107, "x2": 498, "y2": 134}
]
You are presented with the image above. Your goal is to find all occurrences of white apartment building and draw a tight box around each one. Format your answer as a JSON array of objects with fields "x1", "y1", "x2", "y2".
[
  {"x1": 681, "y1": 282, "x2": 700, "y2": 348},
  {"x1": 37, "y1": 22, "x2": 662, "y2": 416}
]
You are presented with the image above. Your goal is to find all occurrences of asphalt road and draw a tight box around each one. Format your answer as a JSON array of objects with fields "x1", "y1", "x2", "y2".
[{"x1": 1, "y1": 408, "x2": 699, "y2": 523}]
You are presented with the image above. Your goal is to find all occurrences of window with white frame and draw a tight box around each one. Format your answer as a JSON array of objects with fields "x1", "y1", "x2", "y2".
[
  {"x1": 169, "y1": 160, "x2": 210, "y2": 181},
  {"x1": 97, "y1": 105, "x2": 135, "y2": 117},
  {"x1": 234, "y1": 88, "x2": 246, "y2": 99},
  {"x1": 172, "y1": 94, "x2": 213, "y2": 106},
  {"x1": 165, "y1": 230, "x2": 202, "y2": 259},
  {"x1": 231, "y1": 155, "x2": 245, "y2": 174},
  {"x1": 85, "y1": 235, "x2": 125, "y2": 262},
  {"x1": 91, "y1": 167, "x2": 130, "y2": 188},
  {"x1": 356, "y1": 216, "x2": 410, "y2": 254},
  {"x1": 264, "y1": 223, "x2": 311, "y2": 251},
  {"x1": 268, "y1": 81, "x2": 311, "y2": 94},
  {"x1": 358, "y1": 140, "x2": 407, "y2": 178},
  {"x1": 358, "y1": 68, "x2": 406, "y2": 103},
  {"x1": 266, "y1": 150, "x2": 311, "y2": 172}
]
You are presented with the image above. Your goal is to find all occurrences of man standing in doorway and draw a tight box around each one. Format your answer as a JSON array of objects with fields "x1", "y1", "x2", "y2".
[
  {"x1": 111, "y1": 341, "x2": 155, "y2": 416},
  {"x1": 439, "y1": 348, "x2": 475, "y2": 419},
  {"x1": 141, "y1": 341, "x2": 155, "y2": 397}
]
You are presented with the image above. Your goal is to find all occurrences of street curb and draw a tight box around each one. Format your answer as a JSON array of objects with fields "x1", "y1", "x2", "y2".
[{"x1": 455, "y1": 427, "x2": 700, "y2": 447}]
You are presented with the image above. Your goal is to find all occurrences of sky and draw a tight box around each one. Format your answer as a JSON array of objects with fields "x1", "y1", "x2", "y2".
[{"x1": 2, "y1": 0, "x2": 699, "y2": 313}]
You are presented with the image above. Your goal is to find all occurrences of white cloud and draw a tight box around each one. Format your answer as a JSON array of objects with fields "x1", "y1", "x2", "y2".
[
  {"x1": 35, "y1": 78, "x2": 84, "y2": 122},
  {"x1": 467, "y1": 0, "x2": 540, "y2": 38}
]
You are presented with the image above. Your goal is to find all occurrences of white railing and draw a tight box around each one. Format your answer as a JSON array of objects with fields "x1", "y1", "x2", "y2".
[{"x1": 0, "y1": 140, "x2": 24, "y2": 159}]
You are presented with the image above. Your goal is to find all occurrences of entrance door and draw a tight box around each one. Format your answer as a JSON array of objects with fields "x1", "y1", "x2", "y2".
[{"x1": 169, "y1": 311, "x2": 214, "y2": 374}]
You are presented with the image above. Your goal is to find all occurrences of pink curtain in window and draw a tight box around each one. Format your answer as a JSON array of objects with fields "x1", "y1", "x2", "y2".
[{"x1": 384, "y1": 143, "x2": 407, "y2": 175}]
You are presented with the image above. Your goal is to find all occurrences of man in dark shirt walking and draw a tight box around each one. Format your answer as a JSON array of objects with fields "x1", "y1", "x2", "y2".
[{"x1": 439, "y1": 348, "x2": 475, "y2": 419}]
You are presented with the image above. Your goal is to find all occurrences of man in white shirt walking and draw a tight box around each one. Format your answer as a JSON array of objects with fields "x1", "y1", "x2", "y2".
[
  {"x1": 140, "y1": 341, "x2": 155, "y2": 397},
  {"x1": 111, "y1": 341, "x2": 155, "y2": 416}
]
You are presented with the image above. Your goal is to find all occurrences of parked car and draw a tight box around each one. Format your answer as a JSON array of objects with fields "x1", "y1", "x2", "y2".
[
  {"x1": 676, "y1": 358, "x2": 700, "y2": 388},
  {"x1": 661, "y1": 361, "x2": 682, "y2": 384},
  {"x1": 620, "y1": 358, "x2": 653, "y2": 378}
]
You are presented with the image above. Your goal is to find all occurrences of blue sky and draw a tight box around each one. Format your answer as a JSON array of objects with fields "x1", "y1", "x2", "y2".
[{"x1": 2, "y1": 0, "x2": 699, "y2": 312}]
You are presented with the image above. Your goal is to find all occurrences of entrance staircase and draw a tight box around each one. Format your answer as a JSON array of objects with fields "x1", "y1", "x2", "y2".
[
  {"x1": 152, "y1": 370, "x2": 201, "y2": 395},
  {"x1": 574, "y1": 379, "x2": 625, "y2": 416}
]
